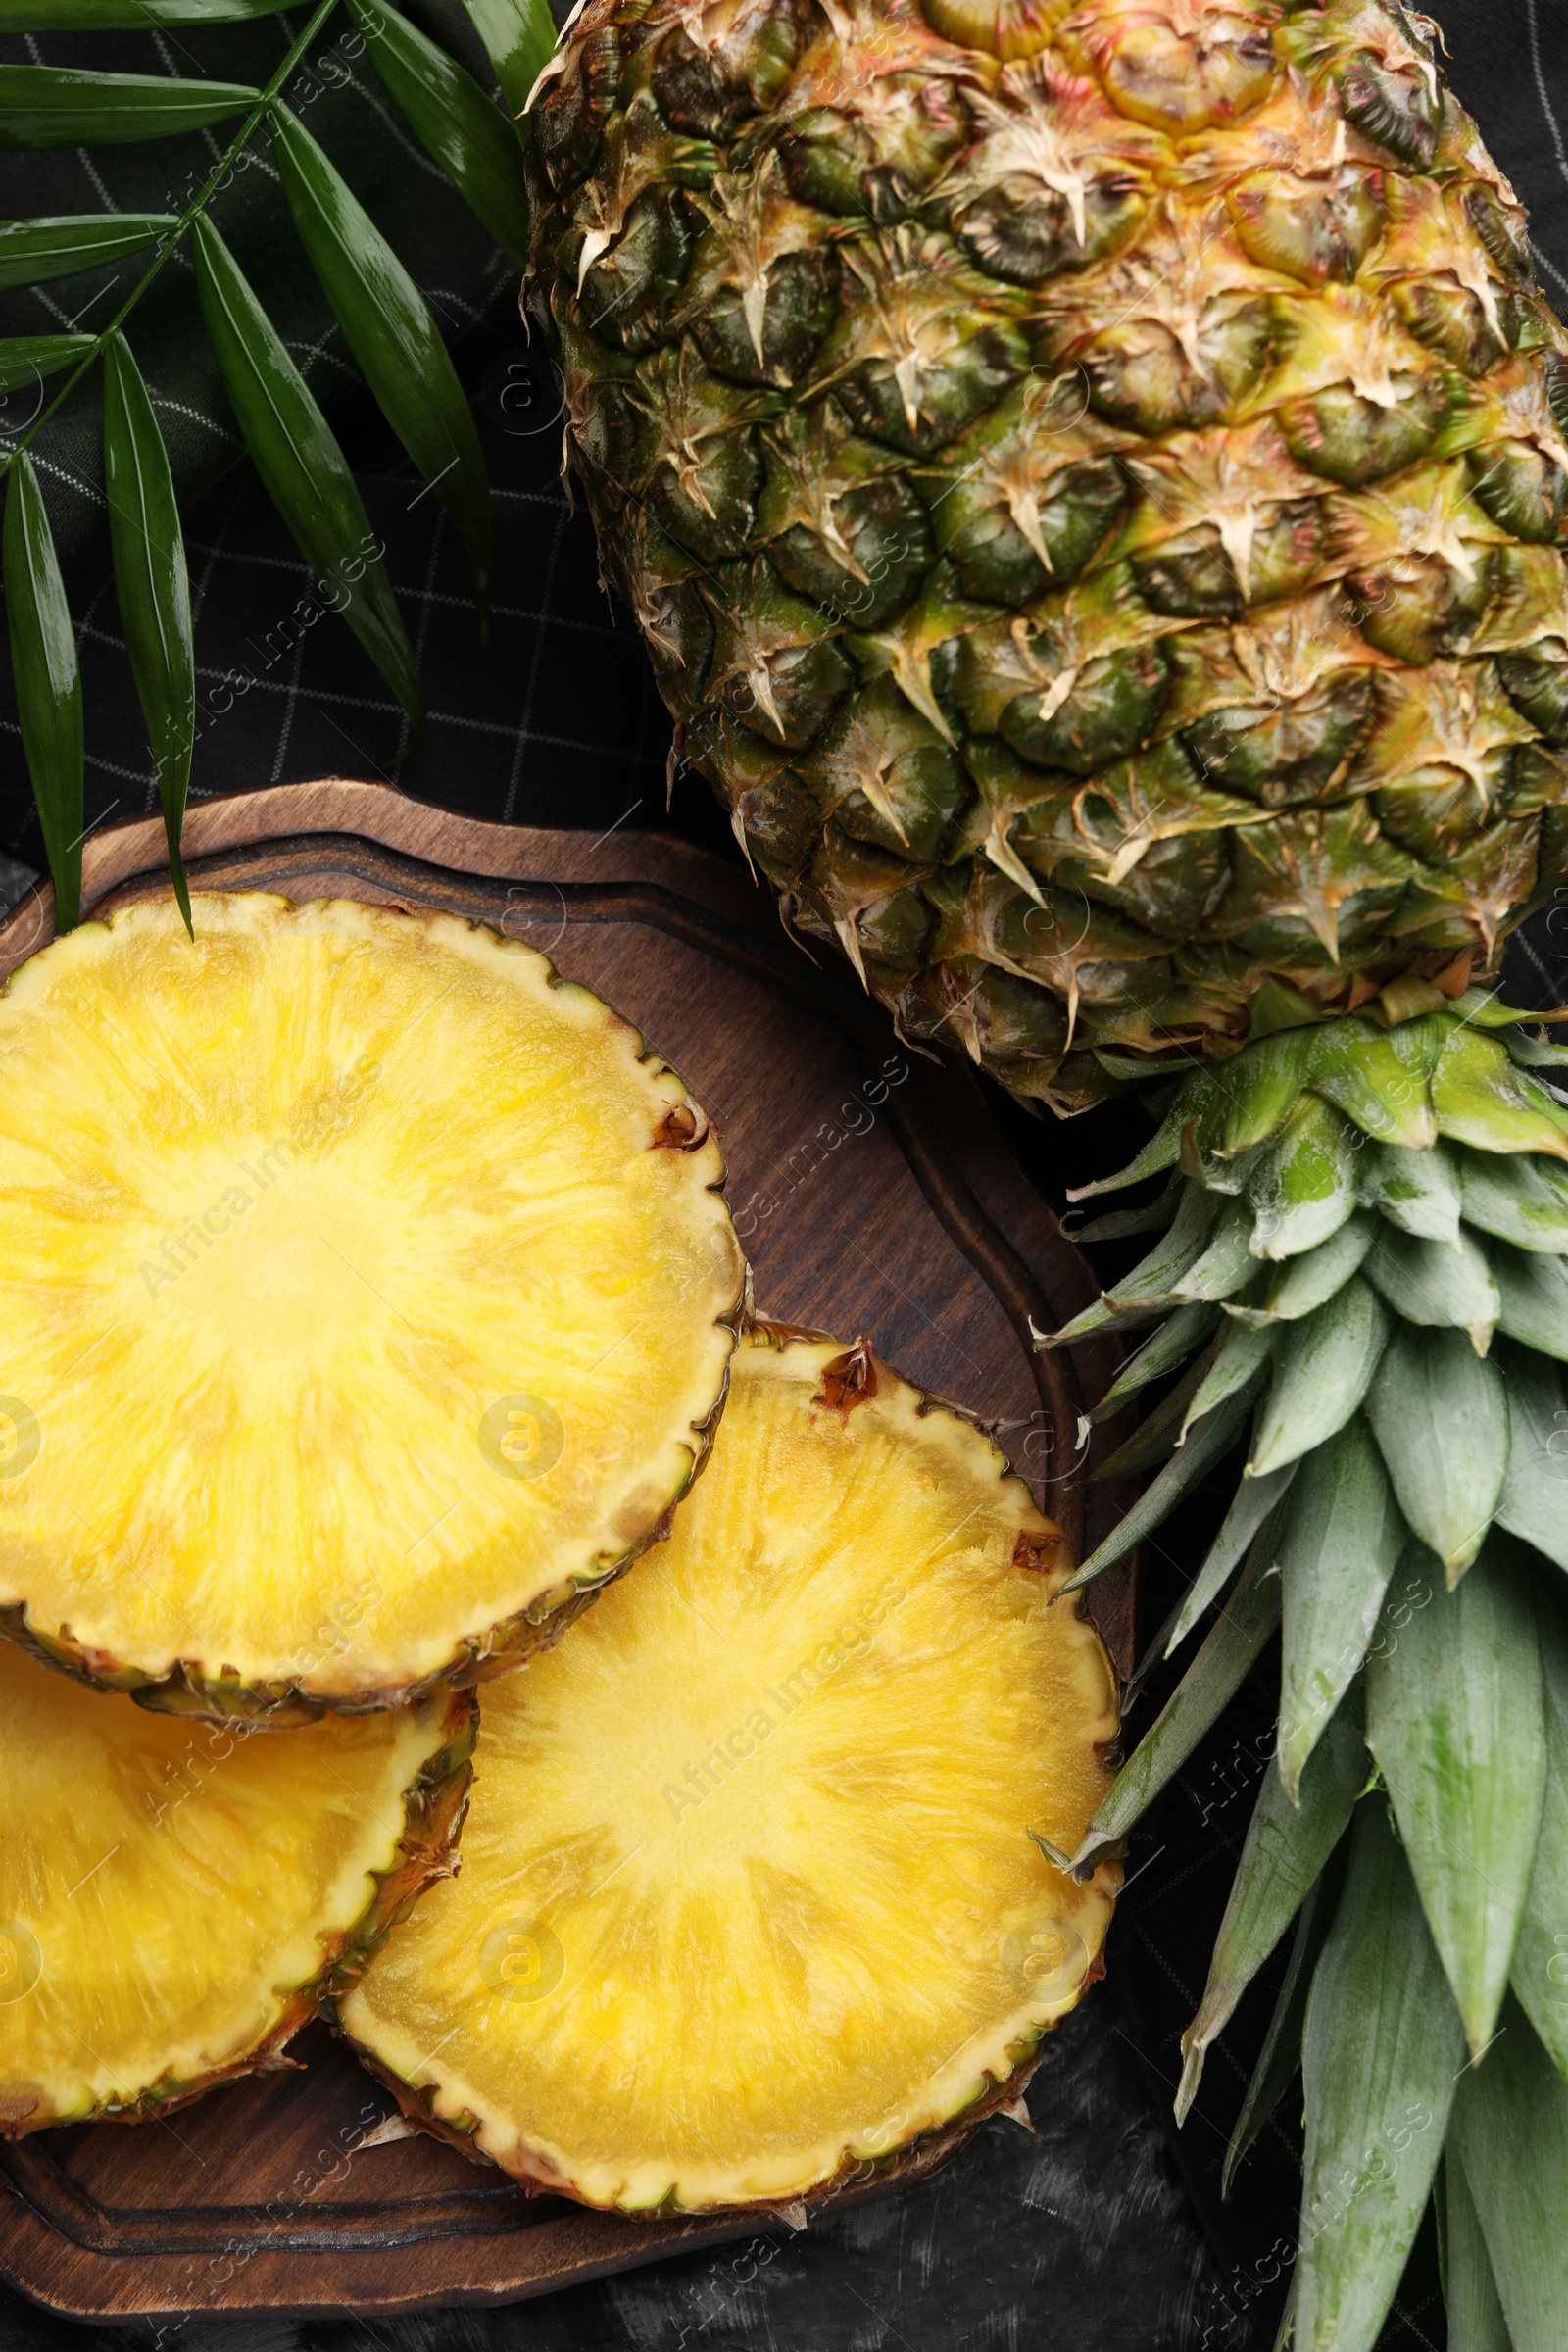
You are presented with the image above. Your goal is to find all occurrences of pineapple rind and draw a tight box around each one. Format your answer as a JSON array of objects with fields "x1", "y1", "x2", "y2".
[
  {"x1": 530, "y1": 0, "x2": 1568, "y2": 1110},
  {"x1": 336, "y1": 1328, "x2": 1120, "y2": 2213},
  {"x1": 0, "y1": 893, "x2": 745, "y2": 1719},
  {"x1": 0, "y1": 1646, "x2": 473, "y2": 2135}
]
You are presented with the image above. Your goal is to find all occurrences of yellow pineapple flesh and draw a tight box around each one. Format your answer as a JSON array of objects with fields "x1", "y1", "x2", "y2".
[
  {"x1": 0, "y1": 1640, "x2": 472, "y2": 2134},
  {"x1": 0, "y1": 893, "x2": 743, "y2": 1716},
  {"x1": 337, "y1": 1327, "x2": 1120, "y2": 2212}
]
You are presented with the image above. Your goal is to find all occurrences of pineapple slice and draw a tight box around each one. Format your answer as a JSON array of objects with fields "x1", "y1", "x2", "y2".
[
  {"x1": 337, "y1": 1328, "x2": 1120, "y2": 2213},
  {"x1": 0, "y1": 1639, "x2": 472, "y2": 2134},
  {"x1": 0, "y1": 894, "x2": 743, "y2": 1717}
]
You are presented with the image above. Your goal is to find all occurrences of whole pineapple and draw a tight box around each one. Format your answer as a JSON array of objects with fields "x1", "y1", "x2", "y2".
[{"x1": 526, "y1": 7, "x2": 1568, "y2": 2344}]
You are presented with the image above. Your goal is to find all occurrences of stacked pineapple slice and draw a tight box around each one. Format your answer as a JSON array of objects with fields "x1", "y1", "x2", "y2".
[{"x1": 0, "y1": 892, "x2": 1115, "y2": 2230}]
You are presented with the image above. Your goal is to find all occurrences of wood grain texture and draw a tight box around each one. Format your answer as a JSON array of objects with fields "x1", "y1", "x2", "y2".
[{"x1": 0, "y1": 778, "x2": 1134, "y2": 2324}]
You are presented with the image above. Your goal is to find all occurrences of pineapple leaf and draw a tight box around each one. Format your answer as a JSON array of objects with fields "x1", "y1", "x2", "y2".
[
  {"x1": 1488, "y1": 1242, "x2": 1568, "y2": 1365},
  {"x1": 1046, "y1": 1180, "x2": 1216, "y2": 1342},
  {"x1": 1443, "y1": 2150, "x2": 1514, "y2": 2352},
  {"x1": 0, "y1": 63, "x2": 258, "y2": 146},
  {"x1": 1307, "y1": 1017, "x2": 1441, "y2": 1151},
  {"x1": 102, "y1": 331, "x2": 193, "y2": 936},
  {"x1": 1449, "y1": 1997, "x2": 1568, "y2": 2352},
  {"x1": 0, "y1": 214, "x2": 176, "y2": 290},
  {"x1": 344, "y1": 0, "x2": 531, "y2": 268},
  {"x1": 1066, "y1": 1172, "x2": 1182, "y2": 1244},
  {"x1": 1362, "y1": 1222, "x2": 1499, "y2": 1355},
  {"x1": 1509, "y1": 1602, "x2": 1568, "y2": 2082},
  {"x1": 1177, "y1": 1694, "x2": 1365, "y2": 2124},
  {"x1": 1222, "y1": 1864, "x2": 1341, "y2": 2198},
  {"x1": 1358, "y1": 1135, "x2": 1464, "y2": 1246},
  {"x1": 1064, "y1": 1082, "x2": 1206, "y2": 1200},
  {"x1": 1226, "y1": 1209, "x2": 1377, "y2": 1328},
  {"x1": 1068, "y1": 1532, "x2": 1279, "y2": 1863},
  {"x1": 1277, "y1": 1417, "x2": 1404, "y2": 1800},
  {"x1": 1094, "y1": 1339, "x2": 1221, "y2": 1481},
  {"x1": 2, "y1": 453, "x2": 83, "y2": 930},
  {"x1": 0, "y1": 333, "x2": 96, "y2": 391},
  {"x1": 1365, "y1": 1325, "x2": 1509, "y2": 1579},
  {"x1": 6, "y1": 0, "x2": 294, "y2": 21},
  {"x1": 1366, "y1": 1537, "x2": 1545, "y2": 2058},
  {"x1": 1169, "y1": 1196, "x2": 1258, "y2": 1303},
  {"x1": 1166, "y1": 1452, "x2": 1297, "y2": 1656},
  {"x1": 268, "y1": 102, "x2": 493, "y2": 636},
  {"x1": 1086, "y1": 1298, "x2": 1218, "y2": 1425},
  {"x1": 1249, "y1": 1275, "x2": 1389, "y2": 1480},
  {"x1": 1494, "y1": 1346, "x2": 1568, "y2": 1573},
  {"x1": 1459, "y1": 1150, "x2": 1568, "y2": 1254},
  {"x1": 1220, "y1": 1022, "x2": 1318, "y2": 1156},
  {"x1": 1179, "y1": 1316, "x2": 1273, "y2": 1439},
  {"x1": 1504, "y1": 1029, "x2": 1568, "y2": 1069},
  {"x1": 461, "y1": 0, "x2": 556, "y2": 122},
  {"x1": 1070, "y1": 1368, "x2": 1262, "y2": 1586},
  {"x1": 189, "y1": 214, "x2": 423, "y2": 729},
  {"x1": 1432, "y1": 1028, "x2": 1568, "y2": 1165},
  {"x1": 1247, "y1": 1094, "x2": 1359, "y2": 1262},
  {"x1": 1295, "y1": 1800, "x2": 1462, "y2": 2352}
]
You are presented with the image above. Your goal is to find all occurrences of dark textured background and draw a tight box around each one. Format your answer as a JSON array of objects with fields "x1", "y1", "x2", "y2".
[{"x1": 1, "y1": 3, "x2": 1566, "y2": 2343}]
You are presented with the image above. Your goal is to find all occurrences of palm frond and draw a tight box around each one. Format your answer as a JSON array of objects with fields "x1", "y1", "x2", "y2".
[{"x1": 0, "y1": 0, "x2": 554, "y2": 920}]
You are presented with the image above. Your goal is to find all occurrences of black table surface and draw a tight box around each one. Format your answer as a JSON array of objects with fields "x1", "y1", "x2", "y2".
[{"x1": 1, "y1": 3, "x2": 1566, "y2": 2344}]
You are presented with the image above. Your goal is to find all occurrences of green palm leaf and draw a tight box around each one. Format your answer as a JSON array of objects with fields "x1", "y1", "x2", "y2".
[
  {"x1": 345, "y1": 0, "x2": 531, "y2": 268},
  {"x1": 8, "y1": 0, "x2": 292, "y2": 21},
  {"x1": 268, "y1": 102, "x2": 493, "y2": 632},
  {"x1": 0, "y1": 64, "x2": 257, "y2": 147},
  {"x1": 461, "y1": 0, "x2": 557, "y2": 122},
  {"x1": 0, "y1": 214, "x2": 176, "y2": 291},
  {"x1": 0, "y1": 334, "x2": 97, "y2": 393},
  {"x1": 0, "y1": 0, "x2": 524, "y2": 912},
  {"x1": 102, "y1": 333, "x2": 194, "y2": 933},
  {"x1": 2, "y1": 455, "x2": 83, "y2": 929},
  {"x1": 190, "y1": 214, "x2": 422, "y2": 728}
]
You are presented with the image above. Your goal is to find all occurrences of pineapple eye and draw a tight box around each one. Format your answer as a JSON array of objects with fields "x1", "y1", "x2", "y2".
[{"x1": 917, "y1": 0, "x2": 1058, "y2": 63}]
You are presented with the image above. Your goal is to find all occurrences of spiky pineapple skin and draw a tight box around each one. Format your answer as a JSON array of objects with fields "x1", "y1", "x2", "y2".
[{"x1": 527, "y1": 0, "x2": 1568, "y2": 1109}]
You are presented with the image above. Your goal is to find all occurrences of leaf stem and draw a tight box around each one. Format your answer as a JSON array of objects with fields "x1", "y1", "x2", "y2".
[{"x1": 1, "y1": 0, "x2": 341, "y2": 471}]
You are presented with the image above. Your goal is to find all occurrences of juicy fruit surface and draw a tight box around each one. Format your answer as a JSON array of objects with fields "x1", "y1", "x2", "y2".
[
  {"x1": 530, "y1": 0, "x2": 1568, "y2": 1107},
  {"x1": 0, "y1": 894, "x2": 741, "y2": 1709},
  {"x1": 0, "y1": 1641, "x2": 465, "y2": 2132},
  {"x1": 339, "y1": 1331, "x2": 1119, "y2": 2211}
]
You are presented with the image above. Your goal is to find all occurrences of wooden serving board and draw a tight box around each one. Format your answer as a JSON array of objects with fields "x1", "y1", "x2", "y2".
[{"x1": 0, "y1": 778, "x2": 1132, "y2": 2325}]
